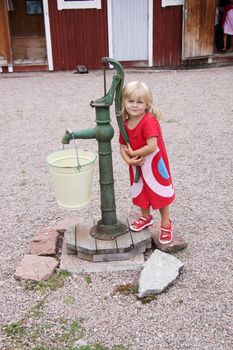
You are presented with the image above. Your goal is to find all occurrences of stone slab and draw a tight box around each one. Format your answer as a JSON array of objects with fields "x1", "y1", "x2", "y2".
[
  {"x1": 60, "y1": 239, "x2": 145, "y2": 273},
  {"x1": 29, "y1": 228, "x2": 59, "y2": 256},
  {"x1": 14, "y1": 254, "x2": 59, "y2": 282},
  {"x1": 138, "y1": 250, "x2": 184, "y2": 298},
  {"x1": 52, "y1": 216, "x2": 80, "y2": 233},
  {"x1": 149, "y1": 223, "x2": 188, "y2": 253}
]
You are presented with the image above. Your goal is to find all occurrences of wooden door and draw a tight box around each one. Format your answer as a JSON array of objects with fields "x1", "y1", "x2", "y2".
[
  {"x1": 110, "y1": 0, "x2": 149, "y2": 61},
  {"x1": 182, "y1": 0, "x2": 216, "y2": 59},
  {"x1": 0, "y1": 0, "x2": 12, "y2": 66}
]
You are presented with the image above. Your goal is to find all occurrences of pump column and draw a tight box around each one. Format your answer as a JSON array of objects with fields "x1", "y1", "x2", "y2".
[{"x1": 95, "y1": 106, "x2": 117, "y2": 226}]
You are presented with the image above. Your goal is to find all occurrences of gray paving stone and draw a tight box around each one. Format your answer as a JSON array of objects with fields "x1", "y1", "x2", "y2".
[{"x1": 139, "y1": 249, "x2": 184, "y2": 298}]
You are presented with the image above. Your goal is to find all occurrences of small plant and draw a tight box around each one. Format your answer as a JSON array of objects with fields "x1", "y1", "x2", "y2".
[
  {"x1": 70, "y1": 320, "x2": 81, "y2": 334},
  {"x1": 138, "y1": 294, "x2": 157, "y2": 304},
  {"x1": 113, "y1": 284, "x2": 156, "y2": 304},
  {"x1": 56, "y1": 319, "x2": 85, "y2": 346},
  {"x1": 84, "y1": 274, "x2": 92, "y2": 284},
  {"x1": 28, "y1": 298, "x2": 46, "y2": 318},
  {"x1": 75, "y1": 345, "x2": 107, "y2": 350},
  {"x1": 63, "y1": 295, "x2": 76, "y2": 305},
  {"x1": 3, "y1": 321, "x2": 25, "y2": 336},
  {"x1": 113, "y1": 283, "x2": 138, "y2": 295},
  {"x1": 74, "y1": 345, "x2": 129, "y2": 350},
  {"x1": 22, "y1": 270, "x2": 72, "y2": 293}
]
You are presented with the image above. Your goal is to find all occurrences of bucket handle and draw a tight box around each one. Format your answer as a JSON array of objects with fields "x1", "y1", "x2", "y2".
[{"x1": 63, "y1": 128, "x2": 81, "y2": 171}]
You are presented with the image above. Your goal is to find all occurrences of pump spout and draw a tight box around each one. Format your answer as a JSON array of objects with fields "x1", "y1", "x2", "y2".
[{"x1": 62, "y1": 127, "x2": 96, "y2": 144}]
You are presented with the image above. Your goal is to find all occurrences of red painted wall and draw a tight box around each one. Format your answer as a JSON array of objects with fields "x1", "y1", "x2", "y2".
[
  {"x1": 153, "y1": 1, "x2": 183, "y2": 66},
  {"x1": 48, "y1": 0, "x2": 183, "y2": 70},
  {"x1": 48, "y1": 0, "x2": 109, "y2": 70}
]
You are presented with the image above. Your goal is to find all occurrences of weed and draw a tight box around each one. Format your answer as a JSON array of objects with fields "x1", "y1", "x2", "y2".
[
  {"x1": 84, "y1": 274, "x2": 92, "y2": 284},
  {"x1": 113, "y1": 284, "x2": 138, "y2": 295},
  {"x1": 70, "y1": 320, "x2": 81, "y2": 334},
  {"x1": 73, "y1": 345, "x2": 129, "y2": 350},
  {"x1": 63, "y1": 295, "x2": 76, "y2": 305},
  {"x1": 29, "y1": 298, "x2": 46, "y2": 318},
  {"x1": 22, "y1": 270, "x2": 72, "y2": 293},
  {"x1": 138, "y1": 294, "x2": 157, "y2": 304},
  {"x1": 75, "y1": 345, "x2": 107, "y2": 350},
  {"x1": 113, "y1": 284, "x2": 156, "y2": 304},
  {"x1": 3, "y1": 321, "x2": 25, "y2": 336},
  {"x1": 56, "y1": 318, "x2": 85, "y2": 346}
]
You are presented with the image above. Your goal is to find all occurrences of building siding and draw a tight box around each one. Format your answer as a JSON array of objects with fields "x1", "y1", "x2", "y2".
[
  {"x1": 153, "y1": 1, "x2": 183, "y2": 66},
  {"x1": 48, "y1": 0, "x2": 109, "y2": 70}
]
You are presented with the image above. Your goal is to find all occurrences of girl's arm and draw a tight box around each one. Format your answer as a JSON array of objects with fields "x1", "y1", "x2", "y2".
[
  {"x1": 125, "y1": 137, "x2": 157, "y2": 158},
  {"x1": 120, "y1": 144, "x2": 143, "y2": 166}
]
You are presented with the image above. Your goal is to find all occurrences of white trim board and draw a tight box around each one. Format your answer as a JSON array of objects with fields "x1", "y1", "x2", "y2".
[{"x1": 42, "y1": 0, "x2": 53, "y2": 71}]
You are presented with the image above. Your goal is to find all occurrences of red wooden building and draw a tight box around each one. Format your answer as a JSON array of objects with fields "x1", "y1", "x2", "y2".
[{"x1": 0, "y1": 0, "x2": 232, "y2": 73}]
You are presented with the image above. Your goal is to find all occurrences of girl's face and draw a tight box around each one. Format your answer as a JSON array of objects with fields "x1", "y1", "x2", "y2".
[{"x1": 124, "y1": 92, "x2": 148, "y2": 120}]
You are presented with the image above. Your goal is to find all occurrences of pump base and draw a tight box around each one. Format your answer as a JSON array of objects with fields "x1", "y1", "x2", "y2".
[
  {"x1": 90, "y1": 219, "x2": 129, "y2": 240},
  {"x1": 65, "y1": 216, "x2": 152, "y2": 262}
]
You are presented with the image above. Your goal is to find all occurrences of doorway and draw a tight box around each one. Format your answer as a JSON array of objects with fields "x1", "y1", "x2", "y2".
[
  {"x1": 108, "y1": 0, "x2": 151, "y2": 66},
  {"x1": 7, "y1": 0, "x2": 47, "y2": 66},
  {"x1": 214, "y1": 0, "x2": 233, "y2": 55}
]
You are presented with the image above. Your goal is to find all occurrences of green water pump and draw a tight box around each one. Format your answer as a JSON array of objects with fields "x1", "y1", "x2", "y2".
[{"x1": 62, "y1": 57, "x2": 131, "y2": 241}]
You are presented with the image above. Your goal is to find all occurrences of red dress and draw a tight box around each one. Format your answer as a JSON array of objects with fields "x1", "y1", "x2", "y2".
[{"x1": 119, "y1": 113, "x2": 175, "y2": 210}]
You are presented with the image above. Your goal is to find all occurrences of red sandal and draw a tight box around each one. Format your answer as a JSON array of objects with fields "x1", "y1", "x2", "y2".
[
  {"x1": 159, "y1": 220, "x2": 173, "y2": 244},
  {"x1": 130, "y1": 215, "x2": 153, "y2": 232}
]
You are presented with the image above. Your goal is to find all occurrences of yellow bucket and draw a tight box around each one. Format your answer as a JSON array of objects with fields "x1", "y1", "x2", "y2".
[{"x1": 47, "y1": 148, "x2": 97, "y2": 210}]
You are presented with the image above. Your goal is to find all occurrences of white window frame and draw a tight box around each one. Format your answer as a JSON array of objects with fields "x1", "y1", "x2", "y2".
[
  {"x1": 161, "y1": 0, "x2": 183, "y2": 7},
  {"x1": 57, "y1": 0, "x2": 101, "y2": 10}
]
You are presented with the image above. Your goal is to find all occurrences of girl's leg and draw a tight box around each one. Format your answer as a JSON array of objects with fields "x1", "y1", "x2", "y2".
[
  {"x1": 223, "y1": 33, "x2": 227, "y2": 51},
  {"x1": 141, "y1": 208, "x2": 151, "y2": 219},
  {"x1": 130, "y1": 207, "x2": 153, "y2": 232},
  {"x1": 159, "y1": 205, "x2": 173, "y2": 244},
  {"x1": 159, "y1": 206, "x2": 170, "y2": 228}
]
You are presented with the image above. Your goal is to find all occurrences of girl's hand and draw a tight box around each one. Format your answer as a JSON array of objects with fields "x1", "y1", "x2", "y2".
[
  {"x1": 129, "y1": 156, "x2": 143, "y2": 166},
  {"x1": 125, "y1": 143, "x2": 135, "y2": 157}
]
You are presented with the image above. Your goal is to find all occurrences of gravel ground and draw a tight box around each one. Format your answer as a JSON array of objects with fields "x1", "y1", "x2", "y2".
[{"x1": 0, "y1": 65, "x2": 233, "y2": 350}]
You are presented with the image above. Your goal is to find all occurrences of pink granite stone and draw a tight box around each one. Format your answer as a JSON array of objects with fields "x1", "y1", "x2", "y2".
[
  {"x1": 30, "y1": 228, "x2": 59, "y2": 256},
  {"x1": 52, "y1": 217, "x2": 80, "y2": 233},
  {"x1": 14, "y1": 254, "x2": 59, "y2": 281},
  {"x1": 149, "y1": 223, "x2": 188, "y2": 253}
]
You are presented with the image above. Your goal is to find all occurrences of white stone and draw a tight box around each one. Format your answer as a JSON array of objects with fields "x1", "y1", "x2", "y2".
[{"x1": 139, "y1": 249, "x2": 184, "y2": 298}]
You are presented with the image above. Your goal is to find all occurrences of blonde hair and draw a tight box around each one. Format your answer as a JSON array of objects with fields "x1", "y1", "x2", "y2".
[{"x1": 122, "y1": 81, "x2": 161, "y2": 120}]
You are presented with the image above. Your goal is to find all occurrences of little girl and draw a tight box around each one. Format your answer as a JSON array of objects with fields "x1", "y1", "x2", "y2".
[
  {"x1": 119, "y1": 81, "x2": 175, "y2": 244},
  {"x1": 222, "y1": 0, "x2": 233, "y2": 52}
]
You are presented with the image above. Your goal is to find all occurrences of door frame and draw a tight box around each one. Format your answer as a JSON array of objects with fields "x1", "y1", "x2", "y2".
[
  {"x1": 107, "y1": 0, "x2": 153, "y2": 66},
  {"x1": 42, "y1": 0, "x2": 53, "y2": 70},
  {"x1": 0, "y1": 0, "x2": 12, "y2": 71}
]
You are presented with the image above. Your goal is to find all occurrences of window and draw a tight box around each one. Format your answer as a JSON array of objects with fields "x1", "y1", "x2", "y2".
[
  {"x1": 161, "y1": 0, "x2": 183, "y2": 7},
  {"x1": 57, "y1": 0, "x2": 101, "y2": 10},
  {"x1": 26, "y1": 0, "x2": 43, "y2": 15}
]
